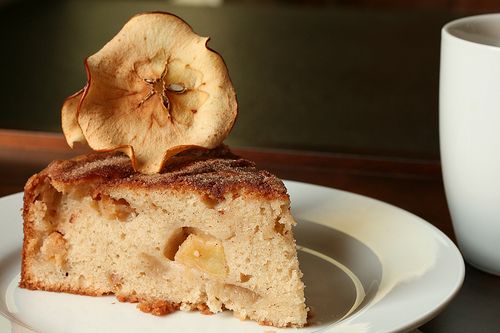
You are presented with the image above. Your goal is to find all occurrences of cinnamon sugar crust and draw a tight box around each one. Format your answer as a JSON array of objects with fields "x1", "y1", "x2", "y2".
[{"x1": 44, "y1": 146, "x2": 287, "y2": 201}]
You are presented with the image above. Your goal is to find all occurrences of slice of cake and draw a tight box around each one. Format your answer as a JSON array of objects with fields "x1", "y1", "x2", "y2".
[{"x1": 20, "y1": 147, "x2": 307, "y2": 327}]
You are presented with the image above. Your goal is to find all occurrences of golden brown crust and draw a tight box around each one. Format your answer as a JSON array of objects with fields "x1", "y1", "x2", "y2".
[
  {"x1": 259, "y1": 320, "x2": 273, "y2": 326},
  {"x1": 20, "y1": 171, "x2": 49, "y2": 288},
  {"x1": 259, "y1": 320, "x2": 293, "y2": 328},
  {"x1": 19, "y1": 278, "x2": 110, "y2": 297},
  {"x1": 19, "y1": 281, "x2": 201, "y2": 318},
  {"x1": 116, "y1": 294, "x2": 140, "y2": 303},
  {"x1": 116, "y1": 294, "x2": 215, "y2": 316},
  {"x1": 137, "y1": 299, "x2": 181, "y2": 316},
  {"x1": 196, "y1": 303, "x2": 215, "y2": 315},
  {"x1": 43, "y1": 146, "x2": 287, "y2": 200}
]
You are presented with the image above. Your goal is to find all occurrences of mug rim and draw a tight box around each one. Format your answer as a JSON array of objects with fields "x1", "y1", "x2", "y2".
[{"x1": 442, "y1": 13, "x2": 500, "y2": 50}]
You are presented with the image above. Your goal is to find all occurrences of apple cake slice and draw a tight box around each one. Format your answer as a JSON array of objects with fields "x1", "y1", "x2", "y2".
[{"x1": 19, "y1": 147, "x2": 307, "y2": 327}]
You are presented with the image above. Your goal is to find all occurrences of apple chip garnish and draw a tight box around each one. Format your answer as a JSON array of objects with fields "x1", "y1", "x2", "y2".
[
  {"x1": 66, "y1": 12, "x2": 237, "y2": 174},
  {"x1": 61, "y1": 89, "x2": 86, "y2": 148}
]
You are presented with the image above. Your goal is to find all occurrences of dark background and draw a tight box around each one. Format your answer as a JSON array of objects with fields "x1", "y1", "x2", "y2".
[{"x1": 3, "y1": 0, "x2": 493, "y2": 160}]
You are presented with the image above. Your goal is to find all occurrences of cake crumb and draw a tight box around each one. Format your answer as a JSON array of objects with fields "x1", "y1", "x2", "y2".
[
  {"x1": 196, "y1": 303, "x2": 214, "y2": 315},
  {"x1": 138, "y1": 300, "x2": 180, "y2": 316}
]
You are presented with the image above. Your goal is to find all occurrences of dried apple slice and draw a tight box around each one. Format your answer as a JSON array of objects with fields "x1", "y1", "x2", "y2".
[
  {"x1": 61, "y1": 89, "x2": 86, "y2": 148},
  {"x1": 76, "y1": 12, "x2": 237, "y2": 174}
]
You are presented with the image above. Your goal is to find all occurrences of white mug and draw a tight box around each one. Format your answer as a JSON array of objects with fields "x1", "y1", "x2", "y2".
[{"x1": 440, "y1": 14, "x2": 500, "y2": 275}]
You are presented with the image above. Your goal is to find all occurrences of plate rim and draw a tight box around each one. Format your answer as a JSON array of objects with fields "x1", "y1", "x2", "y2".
[{"x1": 284, "y1": 180, "x2": 465, "y2": 333}]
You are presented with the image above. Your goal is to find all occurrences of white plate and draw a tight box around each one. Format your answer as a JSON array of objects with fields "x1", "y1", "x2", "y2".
[{"x1": 0, "y1": 180, "x2": 464, "y2": 333}]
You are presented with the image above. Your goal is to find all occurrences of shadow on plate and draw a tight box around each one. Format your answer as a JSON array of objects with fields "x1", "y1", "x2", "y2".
[{"x1": 296, "y1": 219, "x2": 382, "y2": 327}]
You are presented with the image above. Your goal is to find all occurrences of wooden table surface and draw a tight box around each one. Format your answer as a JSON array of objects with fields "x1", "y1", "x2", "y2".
[{"x1": 1, "y1": 129, "x2": 499, "y2": 332}]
